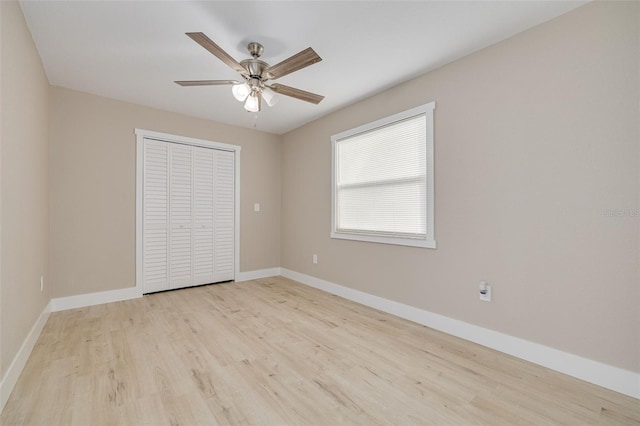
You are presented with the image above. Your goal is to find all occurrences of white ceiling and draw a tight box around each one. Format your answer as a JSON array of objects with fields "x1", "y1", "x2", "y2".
[{"x1": 20, "y1": 1, "x2": 586, "y2": 135}]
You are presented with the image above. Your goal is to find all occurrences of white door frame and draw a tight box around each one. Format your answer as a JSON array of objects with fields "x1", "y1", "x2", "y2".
[{"x1": 135, "y1": 128, "x2": 241, "y2": 294}]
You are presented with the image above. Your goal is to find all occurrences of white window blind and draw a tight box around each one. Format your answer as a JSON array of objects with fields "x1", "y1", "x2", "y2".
[{"x1": 331, "y1": 102, "x2": 435, "y2": 248}]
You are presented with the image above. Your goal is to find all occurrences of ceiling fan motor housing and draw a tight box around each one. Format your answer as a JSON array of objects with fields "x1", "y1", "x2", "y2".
[{"x1": 241, "y1": 58, "x2": 269, "y2": 80}]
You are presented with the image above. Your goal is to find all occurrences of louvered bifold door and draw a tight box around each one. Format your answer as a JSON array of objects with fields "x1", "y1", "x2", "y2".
[
  {"x1": 142, "y1": 139, "x2": 235, "y2": 293},
  {"x1": 193, "y1": 147, "x2": 216, "y2": 285},
  {"x1": 169, "y1": 143, "x2": 194, "y2": 289},
  {"x1": 142, "y1": 140, "x2": 170, "y2": 293},
  {"x1": 214, "y1": 150, "x2": 235, "y2": 281}
]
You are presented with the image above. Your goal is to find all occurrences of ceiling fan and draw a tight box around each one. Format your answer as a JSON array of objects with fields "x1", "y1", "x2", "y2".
[{"x1": 175, "y1": 33, "x2": 324, "y2": 113}]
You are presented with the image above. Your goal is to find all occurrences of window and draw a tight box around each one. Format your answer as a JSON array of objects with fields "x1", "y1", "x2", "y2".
[{"x1": 331, "y1": 102, "x2": 435, "y2": 248}]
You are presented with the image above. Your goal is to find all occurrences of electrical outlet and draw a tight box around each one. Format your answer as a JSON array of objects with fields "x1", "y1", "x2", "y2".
[
  {"x1": 254, "y1": 203, "x2": 261, "y2": 212},
  {"x1": 312, "y1": 254, "x2": 318, "y2": 264}
]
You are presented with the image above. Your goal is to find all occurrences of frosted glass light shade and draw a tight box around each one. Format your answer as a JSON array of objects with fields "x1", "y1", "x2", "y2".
[
  {"x1": 262, "y1": 87, "x2": 278, "y2": 107},
  {"x1": 232, "y1": 83, "x2": 250, "y2": 102},
  {"x1": 244, "y1": 93, "x2": 260, "y2": 112}
]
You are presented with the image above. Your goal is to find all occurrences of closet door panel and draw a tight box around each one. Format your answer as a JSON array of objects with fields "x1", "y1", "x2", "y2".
[
  {"x1": 214, "y1": 150, "x2": 235, "y2": 281},
  {"x1": 142, "y1": 140, "x2": 170, "y2": 292},
  {"x1": 169, "y1": 144, "x2": 193, "y2": 288},
  {"x1": 193, "y1": 146, "x2": 215, "y2": 285}
]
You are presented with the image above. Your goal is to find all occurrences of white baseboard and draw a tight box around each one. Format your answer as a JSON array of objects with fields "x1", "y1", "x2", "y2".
[
  {"x1": 280, "y1": 268, "x2": 640, "y2": 399},
  {"x1": 236, "y1": 267, "x2": 282, "y2": 282},
  {"x1": 51, "y1": 266, "x2": 288, "y2": 312},
  {"x1": 51, "y1": 286, "x2": 142, "y2": 312},
  {"x1": 50, "y1": 266, "x2": 284, "y2": 313},
  {"x1": 1, "y1": 301, "x2": 51, "y2": 412}
]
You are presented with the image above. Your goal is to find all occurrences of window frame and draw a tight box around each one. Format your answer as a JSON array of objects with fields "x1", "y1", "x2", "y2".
[{"x1": 330, "y1": 102, "x2": 436, "y2": 249}]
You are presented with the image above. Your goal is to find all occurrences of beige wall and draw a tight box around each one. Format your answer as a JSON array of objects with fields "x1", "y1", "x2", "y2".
[
  {"x1": 282, "y1": 1, "x2": 640, "y2": 373},
  {"x1": 0, "y1": 1, "x2": 51, "y2": 377},
  {"x1": 50, "y1": 87, "x2": 282, "y2": 298}
]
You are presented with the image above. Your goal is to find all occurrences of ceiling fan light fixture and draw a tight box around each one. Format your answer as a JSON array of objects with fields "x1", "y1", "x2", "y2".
[
  {"x1": 244, "y1": 92, "x2": 260, "y2": 112},
  {"x1": 262, "y1": 87, "x2": 278, "y2": 107},
  {"x1": 232, "y1": 82, "x2": 250, "y2": 102}
]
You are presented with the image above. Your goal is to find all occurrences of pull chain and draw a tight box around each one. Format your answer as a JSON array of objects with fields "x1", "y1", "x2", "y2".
[{"x1": 253, "y1": 113, "x2": 259, "y2": 128}]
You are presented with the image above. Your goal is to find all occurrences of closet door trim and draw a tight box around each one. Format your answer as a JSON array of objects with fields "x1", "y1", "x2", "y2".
[{"x1": 135, "y1": 128, "x2": 241, "y2": 294}]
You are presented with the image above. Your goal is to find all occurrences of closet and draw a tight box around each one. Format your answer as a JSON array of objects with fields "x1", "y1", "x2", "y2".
[{"x1": 141, "y1": 137, "x2": 235, "y2": 293}]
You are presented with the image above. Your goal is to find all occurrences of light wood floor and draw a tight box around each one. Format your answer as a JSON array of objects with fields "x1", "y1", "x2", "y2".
[{"x1": 2, "y1": 276, "x2": 639, "y2": 425}]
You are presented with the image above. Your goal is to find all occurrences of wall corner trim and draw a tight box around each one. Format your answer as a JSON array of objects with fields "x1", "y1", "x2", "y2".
[
  {"x1": 1, "y1": 301, "x2": 52, "y2": 412},
  {"x1": 280, "y1": 268, "x2": 640, "y2": 400}
]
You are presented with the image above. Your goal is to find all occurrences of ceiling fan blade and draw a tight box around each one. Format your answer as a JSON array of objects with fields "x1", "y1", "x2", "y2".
[
  {"x1": 270, "y1": 83, "x2": 324, "y2": 104},
  {"x1": 186, "y1": 32, "x2": 247, "y2": 75},
  {"x1": 265, "y1": 47, "x2": 322, "y2": 80},
  {"x1": 175, "y1": 80, "x2": 240, "y2": 86}
]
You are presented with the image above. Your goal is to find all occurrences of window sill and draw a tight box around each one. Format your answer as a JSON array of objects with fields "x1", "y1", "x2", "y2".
[{"x1": 331, "y1": 231, "x2": 436, "y2": 249}]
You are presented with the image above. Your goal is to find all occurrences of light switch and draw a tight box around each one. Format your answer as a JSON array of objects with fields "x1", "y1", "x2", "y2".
[{"x1": 254, "y1": 203, "x2": 260, "y2": 212}]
